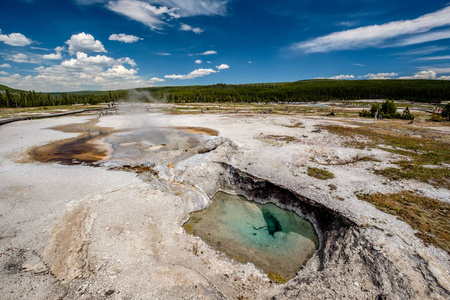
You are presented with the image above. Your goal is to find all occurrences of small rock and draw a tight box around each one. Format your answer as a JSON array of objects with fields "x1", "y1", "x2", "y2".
[{"x1": 22, "y1": 251, "x2": 48, "y2": 274}]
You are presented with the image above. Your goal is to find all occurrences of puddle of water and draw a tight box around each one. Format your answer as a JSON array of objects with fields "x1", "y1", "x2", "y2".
[
  {"x1": 309, "y1": 104, "x2": 330, "y2": 108},
  {"x1": 183, "y1": 191, "x2": 319, "y2": 283}
]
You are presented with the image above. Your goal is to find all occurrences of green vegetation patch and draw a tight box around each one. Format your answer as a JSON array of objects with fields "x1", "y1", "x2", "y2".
[
  {"x1": 307, "y1": 167, "x2": 335, "y2": 180},
  {"x1": 360, "y1": 100, "x2": 414, "y2": 120},
  {"x1": 357, "y1": 191, "x2": 450, "y2": 254},
  {"x1": 322, "y1": 125, "x2": 450, "y2": 188}
]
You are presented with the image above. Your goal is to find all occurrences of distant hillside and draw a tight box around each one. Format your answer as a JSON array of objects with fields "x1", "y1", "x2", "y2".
[
  {"x1": 134, "y1": 79, "x2": 450, "y2": 103},
  {"x1": 0, "y1": 84, "x2": 24, "y2": 93}
]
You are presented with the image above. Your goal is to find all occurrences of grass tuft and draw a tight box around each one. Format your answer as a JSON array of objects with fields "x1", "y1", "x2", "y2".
[{"x1": 307, "y1": 167, "x2": 335, "y2": 180}]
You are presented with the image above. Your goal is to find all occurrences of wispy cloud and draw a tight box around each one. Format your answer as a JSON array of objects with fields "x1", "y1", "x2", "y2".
[
  {"x1": 75, "y1": 0, "x2": 104, "y2": 4},
  {"x1": 180, "y1": 23, "x2": 204, "y2": 34},
  {"x1": 189, "y1": 50, "x2": 217, "y2": 56},
  {"x1": 337, "y1": 21, "x2": 358, "y2": 27},
  {"x1": 291, "y1": 6, "x2": 450, "y2": 53},
  {"x1": 152, "y1": 0, "x2": 228, "y2": 17},
  {"x1": 109, "y1": 33, "x2": 143, "y2": 43},
  {"x1": 352, "y1": 63, "x2": 364, "y2": 67},
  {"x1": 106, "y1": 0, "x2": 178, "y2": 31},
  {"x1": 156, "y1": 52, "x2": 171, "y2": 56},
  {"x1": 0, "y1": 63, "x2": 11, "y2": 68},
  {"x1": 5, "y1": 53, "x2": 38, "y2": 64},
  {"x1": 200, "y1": 50, "x2": 217, "y2": 55},
  {"x1": 0, "y1": 29, "x2": 33, "y2": 46},
  {"x1": 397, "y1": 46, "x2": 448, "y2": 56},
  {"x1": 416, "y1": 55, "x2": 450, "y2": 61},
  {"x1": 104, "y1": 0, "x2": 227, "y2": 31},
  {"x1": 394, "y1": 29, "x2": 450, "y2": 47}
]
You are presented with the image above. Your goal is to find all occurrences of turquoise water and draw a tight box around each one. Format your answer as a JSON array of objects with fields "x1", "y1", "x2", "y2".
[
  {"x1": 309, "y1": 104, "x2": 330, "y2": 108},
  {"x1": 183, "y1": 192, "x2": 319, "y2": 282}
]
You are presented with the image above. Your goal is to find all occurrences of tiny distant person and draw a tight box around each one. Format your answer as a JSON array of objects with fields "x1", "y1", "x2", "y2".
[{"x1": 110, "y1": 101, "x2": 114, "y2": 107}]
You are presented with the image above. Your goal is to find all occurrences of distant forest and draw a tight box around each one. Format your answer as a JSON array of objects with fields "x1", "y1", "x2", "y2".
[{"x1": 1, "y1": 80, "x2": 449, "y2": 108}]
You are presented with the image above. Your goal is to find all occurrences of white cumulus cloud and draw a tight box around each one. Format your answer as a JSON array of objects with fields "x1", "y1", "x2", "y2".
[
  {"x1": 363, "y1": 72, "x2": 398, "y2": 79},
  {"x1": 403, "y1": 70, "x2": 450, "y2": 80},
  {"x1": 42, "y1": 46, "x2": 64, "y2": 60},
  {"x1": 96, "y1": 65, "x2": 137, "y2": 80},
  {"x1": 164, "y1": 68, "x2": 217, "y2": 80},
  {"x1": 149, "y1": 77, "x2": 165, "y2": 82},
  {"x1": 60, "y1": 52, "x2": 136, "y2": 68},
  {"x1": 0, "y1": 51, "x2": 153, "y2": 92},
  {"x1": 180, "y1": 23, "x2": 204, "y2": 34},
  {"x1": 0, "y1": 63, "x2": 11, "y2": 68},
  {"x1": 399, "y1": 70, "x2": 437, "y2": 79},
  {"x1": 0, "y1": 30, "x2": 32, "y2": 46},
  {"x1": 329, "y1": 74, "x2": 354, "y2": 80},
  {"x1": 291, "y1": 5, "x2": 450, "y2": 53},
  {"x1": 65, "y1": 32, "x2": 107, "y2": 55},
  {"x1": 0, "y1": 71, "x2": 9, "y2": 75},
  {"x1": 109, "y1": 33, "x2": 143, "y2": 43},
  {"x1": 195, "y1": 59, "x2": 202, "y2": 64},
  {"x1": 216, "y1": 64, "x2": 229, "y2": 70}
]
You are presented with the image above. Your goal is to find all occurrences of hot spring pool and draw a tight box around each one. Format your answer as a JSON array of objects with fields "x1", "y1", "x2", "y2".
[{"x1": 183, "y1": 191, "x2": 319, "y2": 283}]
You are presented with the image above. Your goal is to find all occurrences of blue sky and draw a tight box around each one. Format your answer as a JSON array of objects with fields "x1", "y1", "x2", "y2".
[{"x1": 0, "y1": 0, "x2": 449, "y2": 92}]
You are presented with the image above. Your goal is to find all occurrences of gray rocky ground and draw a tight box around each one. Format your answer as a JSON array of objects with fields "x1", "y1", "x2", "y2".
[{"x1": 0, "y1": 106, "x2": 449, "y2": 299}]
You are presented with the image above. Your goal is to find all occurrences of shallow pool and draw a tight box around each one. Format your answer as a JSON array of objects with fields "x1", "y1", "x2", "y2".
[{"x1": 183, "y1": 191, "x2": 319, "y2": 283}]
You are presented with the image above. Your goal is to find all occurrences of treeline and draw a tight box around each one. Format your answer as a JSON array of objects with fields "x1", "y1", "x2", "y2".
[
  {"x1": 1, "y1": 79, "x2": 450, "y2": 108},
  {"x1": 0, "y1": 89, "x2": 127, "y2": 108},
  {"x1": 138, "y1": 80, "x2": 450, "y2": 103}
]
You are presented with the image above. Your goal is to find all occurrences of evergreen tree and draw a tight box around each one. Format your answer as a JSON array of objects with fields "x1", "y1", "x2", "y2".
[{"x1": 442, "y1": 104, "x2": 450, "y2": 121}]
